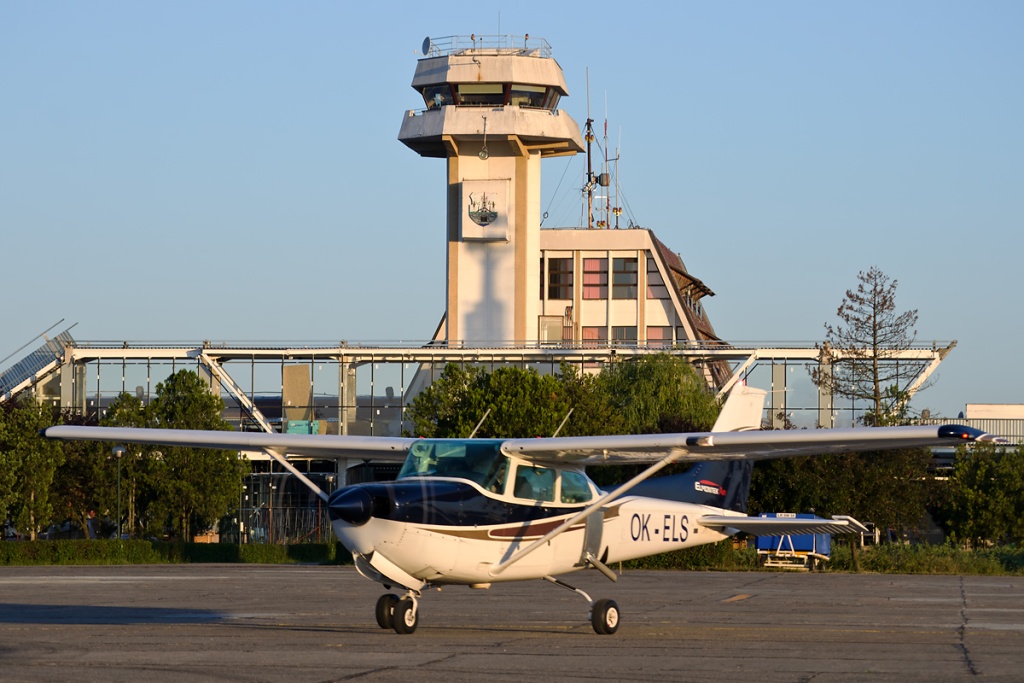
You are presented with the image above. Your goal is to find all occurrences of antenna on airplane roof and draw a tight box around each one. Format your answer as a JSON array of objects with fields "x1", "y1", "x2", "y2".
[
  {"x1": 468, "y1": 408, "x2": 492, "y2": 438},
  {"x1": 552, "y1": 408, "x2": 574, "y2": 437}
]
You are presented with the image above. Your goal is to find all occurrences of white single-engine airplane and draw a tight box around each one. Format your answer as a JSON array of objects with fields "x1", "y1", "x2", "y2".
[{"x1": 44, "y1": 385, "x2": 995, "y2": 635}]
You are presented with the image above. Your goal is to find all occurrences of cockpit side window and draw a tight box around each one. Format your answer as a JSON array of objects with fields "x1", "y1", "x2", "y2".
[
  {"x1": 513, "y1": 464, "x2": 555, "y2": 503},
  {"x1": 479, "y1": 454, "x2": 509, "y2": 494},
  {"x1": 560, "y1": 470, "x2": 593, "y2": 504}
]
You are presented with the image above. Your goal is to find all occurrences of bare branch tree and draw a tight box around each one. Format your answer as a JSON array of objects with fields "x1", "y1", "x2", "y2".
[{"x1": 811, "y1": 266, "x2": 922, "y2": 424}]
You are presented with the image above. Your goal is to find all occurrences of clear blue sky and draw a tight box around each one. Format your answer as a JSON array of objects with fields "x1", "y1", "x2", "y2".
[{"x1": 2, "y1": 2, "x2": 1021, "y2": 418}]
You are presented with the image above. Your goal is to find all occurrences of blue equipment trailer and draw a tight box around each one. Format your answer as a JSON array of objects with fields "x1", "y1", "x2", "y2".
[{"x1": 754, "y1": 513, "x2": 832, "y2": 571}]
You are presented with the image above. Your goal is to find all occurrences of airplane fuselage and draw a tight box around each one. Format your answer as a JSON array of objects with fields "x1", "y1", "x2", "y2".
[{"x1": 329, "y1": 478, "x2": 735, "y2": 586}]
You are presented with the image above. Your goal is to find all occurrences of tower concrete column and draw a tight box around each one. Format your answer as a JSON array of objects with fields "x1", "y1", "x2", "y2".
[{"x1": 399, "y1": 35, "x2": 584, "y2": 345}]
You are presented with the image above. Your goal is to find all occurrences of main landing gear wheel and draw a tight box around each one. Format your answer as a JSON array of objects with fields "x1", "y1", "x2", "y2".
[
  {"x1": 375, "y1": 593, "x2": 399, "y2": 629},
  {"x1": 392, "y1": 597, "x2": 419, "y2": 634},
  {"x1": 591, "y1": 598, "x2": 620, "y2": 635}
]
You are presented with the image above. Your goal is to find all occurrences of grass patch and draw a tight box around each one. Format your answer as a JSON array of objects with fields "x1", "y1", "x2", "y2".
[{"x1": 623, "y1": 540, "x2": 759, "y2": 571}]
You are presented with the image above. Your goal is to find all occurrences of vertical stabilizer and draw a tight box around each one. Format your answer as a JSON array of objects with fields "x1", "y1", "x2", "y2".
[
  {"x1": 711, "y1": 383, "x2": 767, "y2": 432},
  {"x1": 625, "y1": 384, "x2": 767, "y2": 513}
]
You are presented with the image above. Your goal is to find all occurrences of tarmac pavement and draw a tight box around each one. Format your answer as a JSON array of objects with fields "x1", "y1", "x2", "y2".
[{"x1": 1, "y1": 564, "x2": 1022, "y2": 682}]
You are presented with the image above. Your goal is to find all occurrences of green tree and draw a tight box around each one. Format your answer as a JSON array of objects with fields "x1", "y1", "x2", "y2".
[
  {"x1": 407, "y1": 364, "x2": 486, "y2": 438},
  {"x1": 939, "y1": 443, "x2": 1024, "y2": 547},
  {"x1": 811, "y1": 266, "x2": 922, "y2": 424},
  {"x1": 49, "y1": 411, "x2": 108, "y2": 538},
  {"x1": 409, "y1": 355, "x2": 717, "y2": 440},
  {"x1": 0, "y1": 403, "x2": 16, "y2": 521},
  {"x1": 598, "y1": 354, "x2": 719, "y2": 434},
  {"x1": 100, "y1": 392, "x2": 153, "y2": 537},
  {"x1": 0, "y1": 396, "x2": 64, "y2": 540},
  {"x1": 553, "y1": 363, "x2": 627, "y2": 437},
  {"x1": 51, "y1": 392, "x2": 159, "y2": 539},
  {"x1": 146, "y1": 370, "x2": 245, "y2": 541},
  {"x1": 408, "y1": 364, "x2": 589, "y2": 439},
  {"x1": 750, "y1": 446, "x2": 934, "y2": 538}
]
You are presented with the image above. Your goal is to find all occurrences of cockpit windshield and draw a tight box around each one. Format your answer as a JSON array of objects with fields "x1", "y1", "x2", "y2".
[{"x1": 397, "y1": 439, "x2": 509, "y2": 493}]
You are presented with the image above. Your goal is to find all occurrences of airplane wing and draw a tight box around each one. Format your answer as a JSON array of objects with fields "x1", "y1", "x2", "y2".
[
  {"x1": 42, "y1": 426, "x2": 416, "y2": 462},
  {"x1": 698, "y1": 514, "x2": 869, "y2": 536},
  {"x1": 500, "y1": 424, "x2": 993, "y2": 466},
  {"x1": 44, "y1": 422, "x2": 993, "y2": 467}
]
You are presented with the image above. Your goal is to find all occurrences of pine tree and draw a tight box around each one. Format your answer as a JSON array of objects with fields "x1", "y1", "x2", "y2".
[{"x1": 812, "y1": 266, "x2": 921, "y2": 424}]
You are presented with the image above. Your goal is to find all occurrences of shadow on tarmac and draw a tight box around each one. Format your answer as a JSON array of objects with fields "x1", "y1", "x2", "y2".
[{"x1": 0, "y1": 603, "x2": 228, "y2": 625}]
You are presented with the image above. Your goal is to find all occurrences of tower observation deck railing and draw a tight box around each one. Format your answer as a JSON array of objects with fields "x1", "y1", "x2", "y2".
[{"x1": 422, "y1": 35, "x2": 552, "y2": 58}]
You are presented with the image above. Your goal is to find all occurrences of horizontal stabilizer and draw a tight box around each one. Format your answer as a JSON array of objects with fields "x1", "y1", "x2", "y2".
[{"x1": 698, "y1": 514, "x2": 869, "y2": 536}]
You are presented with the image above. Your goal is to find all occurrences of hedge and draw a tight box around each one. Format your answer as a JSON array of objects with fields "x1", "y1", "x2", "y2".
[
  {"x1": 3, "y1": 538, "x2": 1023, "y2": 575},
  {"x1": 0, "y1": 540, "x2": 352, "y2": 566}
]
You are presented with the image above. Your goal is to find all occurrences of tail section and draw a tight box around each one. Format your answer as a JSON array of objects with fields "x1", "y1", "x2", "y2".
[
  {"x1": 710, "y1": 383, "x2": 766, "y2": 432},
  {"x1": 626, "y1": 384, "x2": 766, "y2": 513}
]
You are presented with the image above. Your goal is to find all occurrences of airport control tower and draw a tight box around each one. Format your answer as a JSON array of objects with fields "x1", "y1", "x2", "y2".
[{"x1": 399, "y1": 35, "x2": 584, "y2": 344}]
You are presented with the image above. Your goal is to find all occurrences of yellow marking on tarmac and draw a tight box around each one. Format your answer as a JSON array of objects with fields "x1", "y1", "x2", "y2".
[{"x1": 721, "y1": 594, "x2": 752, "y2": 603}]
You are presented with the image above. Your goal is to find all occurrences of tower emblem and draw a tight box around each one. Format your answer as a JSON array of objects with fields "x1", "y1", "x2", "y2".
[{"x1": 468, "y1": 192, "x2": 498, "y2": 226}]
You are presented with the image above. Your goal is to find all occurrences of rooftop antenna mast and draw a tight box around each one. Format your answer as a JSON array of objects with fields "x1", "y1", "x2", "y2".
[
  {"x1": 614, "y1": 127, "x2": 623, "y2": 229},
  {"x1": 599, "y1": 94, "x2": 618, "y2": 229},
  {"x1": 583, "y1": 69, "x2": 595, "y2": 229},
  {"x1": 598, "y1": 104, "x2": 606, "y2": 228}
]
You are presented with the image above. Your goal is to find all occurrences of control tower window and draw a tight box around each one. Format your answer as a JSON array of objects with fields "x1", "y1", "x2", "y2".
[
  {"x1": 457, "y1": 83, "x2": 505, "y2": 106},
  {"x1": 422, "y1": 85, "x2": 453, "y2": 109},
  {"x1": 509, "y1": 84, "x2": 546, "y2": 108}
]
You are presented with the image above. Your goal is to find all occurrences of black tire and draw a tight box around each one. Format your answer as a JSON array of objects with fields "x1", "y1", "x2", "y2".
[
  {"x1": 591, "y1": 598, "x2": 620, "y2": 635},
  {"x1": 392, "y1": 598, "x2": 419, "y2": 634},
  {"x1": 375, "y1": 593, "x2": 399, "y2": 629}
]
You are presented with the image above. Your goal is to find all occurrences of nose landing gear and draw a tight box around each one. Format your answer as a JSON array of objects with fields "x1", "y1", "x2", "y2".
[{"x1": 375, "y1": 591, "x2": 420, "y2": 634}]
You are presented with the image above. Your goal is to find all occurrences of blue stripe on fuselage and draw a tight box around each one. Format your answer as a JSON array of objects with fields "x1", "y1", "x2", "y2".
[{"x1": 328, "y1": 479, "x2": 582, "y2": 527}]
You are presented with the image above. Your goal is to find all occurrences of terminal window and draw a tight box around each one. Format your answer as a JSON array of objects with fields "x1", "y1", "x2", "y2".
[
  {"x1": 583, "y1": 258, "x2": 608, "y2": 299},
  {"x1": 647, "y1": 258, "x2": 670, "y2": 299},
  {"x1": 582, "y1": 326, "x2": 607, "y2": 347},
  {"x1": 547, "y1": 258, "x2": 573, "y2": 300},
  {"x1": 612, "y1": 257, "x2": 638, "y2": 299},
  {"x1": 612, "y1": 326, "x2": 638, "y2": 345},
  {"x1": 646, "y1": 326, "x2": 673, "y2": 347}
]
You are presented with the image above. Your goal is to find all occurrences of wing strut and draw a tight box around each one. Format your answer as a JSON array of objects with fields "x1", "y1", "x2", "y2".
[
  {"x1": 263, "y1": 448, "x2": 329, "y2": 503},
  {"x1": 489, "y1": 447, "x2": 687, "y2": 576}
]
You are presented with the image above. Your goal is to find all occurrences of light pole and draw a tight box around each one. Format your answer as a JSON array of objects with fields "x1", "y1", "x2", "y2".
[{"x1": 112, "y1": 446, "x2": 125, "y2": 540}]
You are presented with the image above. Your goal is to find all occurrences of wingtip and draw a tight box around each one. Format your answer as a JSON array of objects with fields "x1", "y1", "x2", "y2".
[{"x1": 937, "y1": 424, "x2": 1005, "y2": 444}]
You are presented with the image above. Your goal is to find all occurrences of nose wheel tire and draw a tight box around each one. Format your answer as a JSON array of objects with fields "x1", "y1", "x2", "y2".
[
  {"x1": 591, "y1": 598, "x2": 620, "y2": 635},
  {"x1": 375, "y1": 593, "x2": 399, "y2": 629},
  {"x1": 392, "y1": 597, "x2": 419, "y2": 634}
]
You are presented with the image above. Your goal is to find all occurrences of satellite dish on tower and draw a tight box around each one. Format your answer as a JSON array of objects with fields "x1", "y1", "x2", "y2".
[{"x1": 422, "y1": 37, "x2": 432, "y2": 56}]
